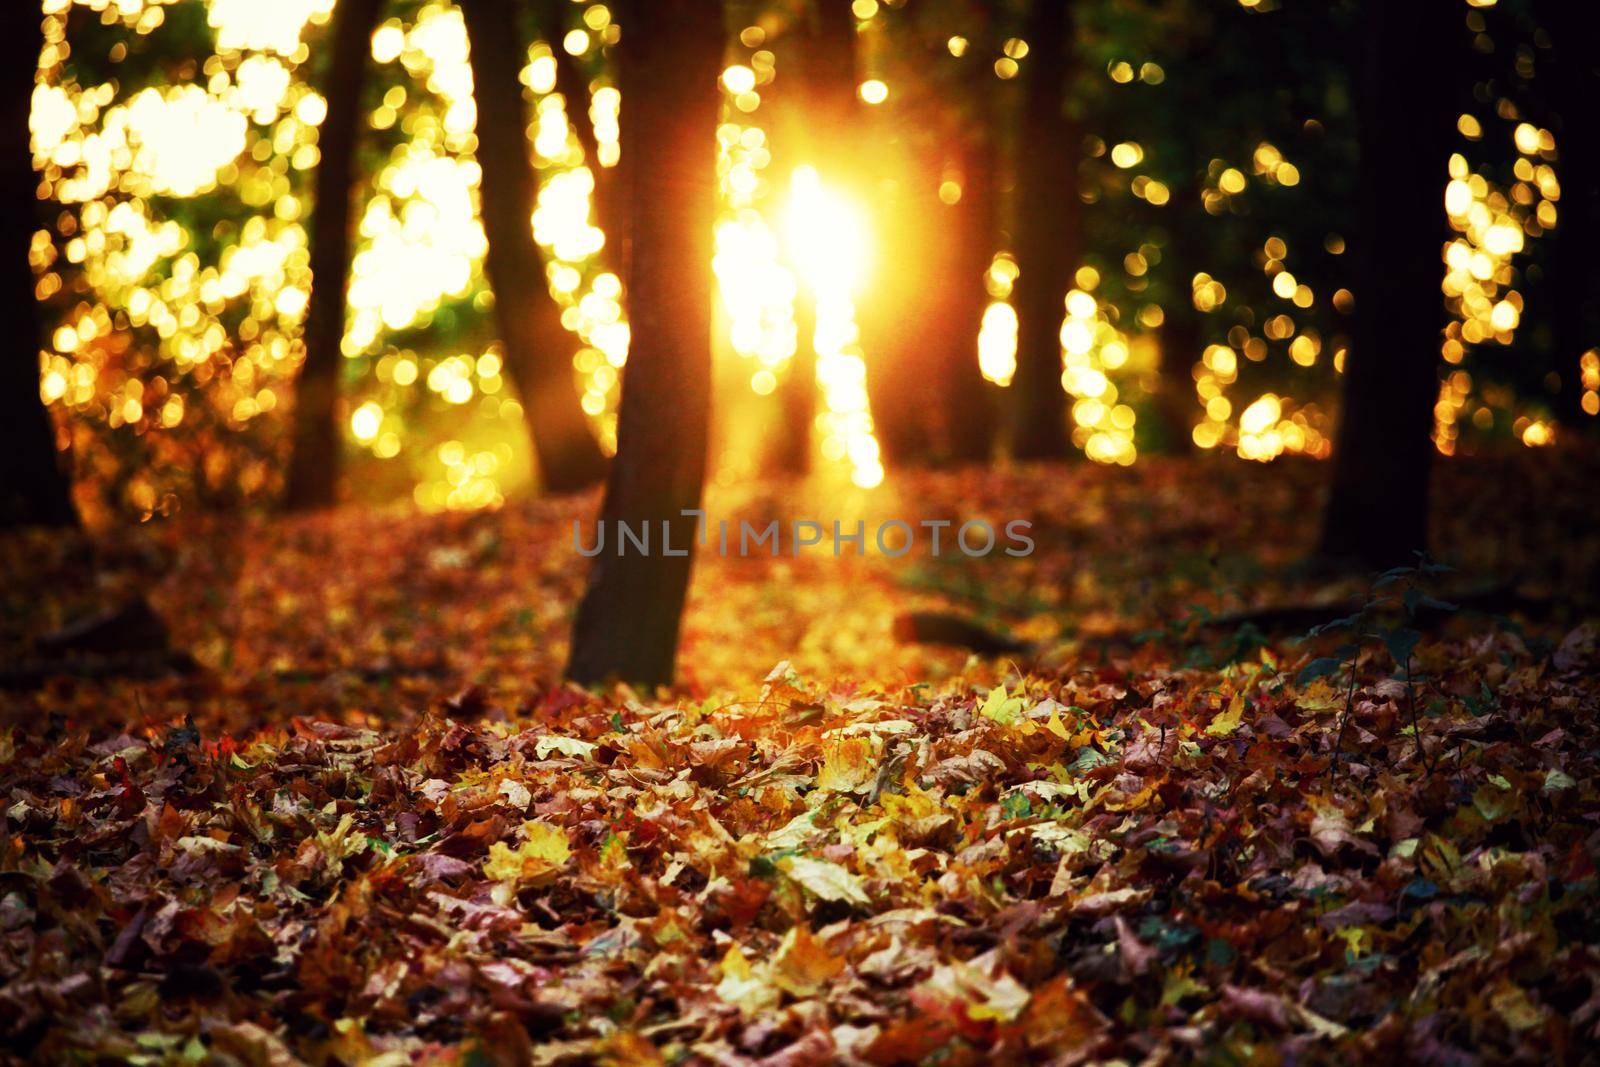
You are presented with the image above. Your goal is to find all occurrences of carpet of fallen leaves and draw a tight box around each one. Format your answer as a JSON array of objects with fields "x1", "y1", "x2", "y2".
[{"x1": 3, "y1": 452, "x2": 1599, "y2": 1065}]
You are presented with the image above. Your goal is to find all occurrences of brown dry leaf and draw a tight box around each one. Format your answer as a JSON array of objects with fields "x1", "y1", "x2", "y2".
[{"x1": 771, "y1": 925, "x2": 846, "y2": 998}]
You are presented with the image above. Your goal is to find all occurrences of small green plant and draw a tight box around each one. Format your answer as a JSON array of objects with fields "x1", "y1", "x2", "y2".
[
  {"x1": 1134, "y1": 603, "x2": 1268, "y2": 669},
  {"x1": 1298, "y1": 556, "x2": 1457, "y2": 776}
]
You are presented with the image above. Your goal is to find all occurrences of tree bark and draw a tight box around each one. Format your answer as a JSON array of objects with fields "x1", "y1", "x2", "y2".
[
  {"x1": 3, "y1": 10, "x2": 174, "y2": 662},
  {"x1": 771, "y1": 296, "x2": 818, "y2": 475},
  {"x1": 462, "y1": 0, "x2": 607, "y2": 494},
  {"x1": 866, "y1": 130, "x2": 936, "y2": 469},
  {"x1": 284, "y1": 0, "x2": 384, "y2": 512},
  {"x1": 565, "y1": 0, "x2": 722, "y2": 688},
  {"x1": 1010, "y1": 0, "x2": 1080, "y2": 461},
  {"x1": 1153, "y1": 182, "x2": 1207, "y2": 454},
  {"x1": 1320, "y1": 0, "x2": 1460, "y2": 568},
  {"x1": 1155, "y1": 302, "x2": 1200, "y2": 453},
  {"x1": 1536, "y1": 0, "x2": 1600, "y2": 436},
  {"x1": 875, "y1": 10, "x2": 1002, "y2": 468},
  {"x1": 936, "y1": 106, "x2": 1002, "y2": 465},
  {"x1": 0, "y1": 7, "x2": 77, "y2": 530}
]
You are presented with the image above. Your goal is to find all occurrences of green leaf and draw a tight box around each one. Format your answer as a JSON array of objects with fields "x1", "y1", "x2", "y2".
[
  {"x1": 1543, "y1": 770, "x2": 1576, "y2": 794},
  {"x1": 1384, "y1": 627, "x2": 1421, "y2": 665},
  {"x1": 979, "y1": 684, "x2": 1026, "y2": 727},
  {"x1": 1297, "y1": 657, "x2": 1344, "y2": 685}
]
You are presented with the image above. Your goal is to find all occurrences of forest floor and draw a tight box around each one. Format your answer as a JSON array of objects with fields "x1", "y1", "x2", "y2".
[{"x1": 2, "y1": 451, "x2": 1599, "y2": 1064}]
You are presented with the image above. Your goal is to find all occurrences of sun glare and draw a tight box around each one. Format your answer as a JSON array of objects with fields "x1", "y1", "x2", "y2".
[
  {"x1": 784, "y1": 166, "x2": 881, "y2": 488},
  {"x1": 783, "y1": 165, "x2": 870, "y2": 296},
  {"x1": 29, "y1": 0, "x2": 1581, "y2": 518}
]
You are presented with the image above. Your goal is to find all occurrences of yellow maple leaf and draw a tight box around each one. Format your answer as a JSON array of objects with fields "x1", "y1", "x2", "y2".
[
  {"x1": 981, "y1": 684, "x2": 1037, "y2": 735},
  {"x1": 1206, "y1": 693, "x2": 1247, "y2": 737},
  {"x1": 818, "y1": 737, "x2": 875, "y2": 793},
  {"x1": 720, "y1": 943, "x2": 753, "y2": 981},
  {"x1": 1296, "y1": 678, "x2": 1343, "y2": 714},
  {"x1": 782, "y1": 854, "x2": 871, "y2": 906},
  {"x1": 771, "y1": 925, "x2": 844, "y2": 997},
  {"x1": 484, "y1": 820, "x2": 571, "y2": 887},
  {"x1": 715, "y1": 943, "x2": 780, "y2": 1014},
  {"x1": 1102, "y1": 782, "x2": 1160, "y2": 812},
  {"x1": 600, "y1": 833, "x2": 630, "y2": 870},
  {"x1": 1045, "y1": 703, "x2": 1072, "y2": 741}
]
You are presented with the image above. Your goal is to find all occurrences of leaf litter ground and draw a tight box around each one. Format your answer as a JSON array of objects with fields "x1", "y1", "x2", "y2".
[{"x1": 2, "y1": 452, "x2": 1599, "y2": 1064}]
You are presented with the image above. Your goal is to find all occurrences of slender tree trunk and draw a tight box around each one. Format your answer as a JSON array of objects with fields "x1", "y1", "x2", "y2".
[
  {"x1": 772, "y1": 297, "x2": 818, "y2": 475},
  {"x1": 769, "y1": 1, "x2": 861, "y2": 475},
  {"x1": 938, "y1": 115, "x2": 1002, "y2": 465},
  {"x1": 1011, "y1": 0, "x2": 1080, "y2": 461},
  {"x1": 284, "y1": 0, "x2": 384, "y2": 512},
  {"x1": 1147, "y1": 16, "x2": 1218, "y2": 456},
  {"x1": 1155, "y1": 306, "x2": 1200, "y2": 452},
  {"x1": 462, "y1": 0, "x2": 607, "y2": 493},
  {"x1": 1153, "y1": 181, "x2": 1206, "y2": 454},
  {"x1": 566, "y1": 0, "x2": 722, "y2": 688},
  {"x1": 1321, "y1": 0, "x2": 1459, "y2": 567},
  {"x1": 868, "y1": 144, "x2": 935, "y2": 468},
  {"x1": 870, "y1": 177, "x2": 934, "y2": 463},
  {"x1": 0, "y1": 8, "x2": 77, "y2": 530},
  {"x1": 534, "y1": 0, "x2": 632, "y2": 279},
  {"x1": 766, "y1": 30, "x2": 818, "y2": 476},
  {"x1": 1537, "y1": 0, "x2": 1600, "y2": 436},
  {"x1": 825, "y1": 8, "x2": 931, "y2": 469}
]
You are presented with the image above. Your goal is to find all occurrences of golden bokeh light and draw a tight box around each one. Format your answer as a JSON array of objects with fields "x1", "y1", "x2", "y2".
[{"x1": 27, "y1": 0, "x2": 1581, "y2": 520}]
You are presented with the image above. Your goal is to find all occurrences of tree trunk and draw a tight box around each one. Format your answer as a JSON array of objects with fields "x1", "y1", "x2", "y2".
[
  {"x1": 867, "y1": 168, "x2": 935, "y2": 468},
  {"x1": 2, "y1": 9, "x2": 174, "y2": 660},
  {"x1": 462, "y1": 0, "x2": 607, "y2": 494},
  {"x1": 1010, "y1": 0, "x2": 1080, "y2": 461},
  {"x1": 284, "y1": 0, "x2": 384, "y2": 512},
  {"x1": 1153, "y1": 183, "x2": 1206, "y2": 454},
  {"x1": 1537, "y1": 0, "x2": 1600, "y2": 436},
  {"x1": 534, "y1": 0, "x2": 633, "y2": 280},
  {"x1": 764, "y1": 28, "x2": 818, "y2": 476},
  {"x1": 937, "y1": 114, "x2": 1002, "y2": 465},
  {"x1": 0, "y1": 8, "x2": 77, "y2": 530},
  {"x1": 769, "y1": 1, "x2": 862, "y2": 475},
  {"x1": 1155, "y1": 305, "x2": 1200, "y2": 453},
  {"x1": 565, "y1": 0, "x2": 722, "y2": 688},
  {"x1": 802, "y1": 2, "x2": 923, "y2": 470},
  {"x1": 771, "y1": 299, "x2": 817, "y2": 475},
  {"x1": 1321, "y1": 0, "x2": 1459, "y2": 568}
]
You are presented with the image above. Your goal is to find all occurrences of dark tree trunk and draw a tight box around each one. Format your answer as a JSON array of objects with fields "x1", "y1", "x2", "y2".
[
  {"x1": 1153, "y1": 183, "x2": 1206, "y2": 454},
  {"x1": 462, "y1": 0, "x2": 607, "y2": 494},
  {"x1": 867, "y1": 160, "x2": 935, "y2": 468},
  {"x1": 806, "y1": 1, "x2": 861, "y2": 172},
  {"x1": 1147, "y1": 14, "x2": 1217, "y2": 456},
  {"x1": 771, "y1": 300, "x2": 817, "y2": 475},
  {"x1": 937, "y1": 112, "x2": 1002, "y2": 465},
  {"x1": 1537, "y1": 0, "x2": 1600, "y2": 435},
  {"x1": 1321, "y1": 0, "x2": 1460, "y2": 568},
  {"x1": 1011, "y1": 0, "x2": 1080, "y2": 461},
  {"x1": 1155, "y1": 306, "x2": 1200, "y2": 453},
  {"x1": 1, "y1": 10, "x2": 175, "y2": 661},
  {"x1": 284, "y1": 0, "x2": 384, "y2": 512},
  {"x1": 0, "y1": 8, "x2": 77, "y2": 530},
  {"x1": 805, "y1": 3, "x2": 924, "y2": 470},
  {"x1": 873, "y1": 121, "x2": 997, "y2": 468},
  {"x1": 565, "y1": 0, "x2": 722, "y2": 688},
  {"x1": 765, "y1": 29, "x2": 818, "y2": 476}
]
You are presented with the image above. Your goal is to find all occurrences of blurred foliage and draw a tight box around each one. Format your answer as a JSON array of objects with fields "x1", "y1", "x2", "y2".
[{"x1": 26, "y1": 0, "x2": 1587, "y2": 523}]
